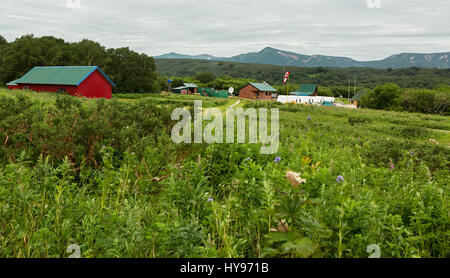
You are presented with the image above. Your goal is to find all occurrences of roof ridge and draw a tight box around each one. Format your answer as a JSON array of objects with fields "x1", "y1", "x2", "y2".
[
  {"x1": 249, "y1": 82, "x2": 277, "y2": 92},
  {"x1": 13, "y1": 66, "x2": 115, "y2": 87},
  {"x1": 33, "y1": 66, "x2": 97, "y2": 68}
]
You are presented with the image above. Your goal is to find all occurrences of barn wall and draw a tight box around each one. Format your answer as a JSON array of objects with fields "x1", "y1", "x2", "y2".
[
  {"x1": 239, "y1": 84, "x2": 258, "y2": 99},
  {"x1": 12, "y1": 84, "x2": 78, "y2": 95},
  {"x1": 78, "y1": 70, "x2": 112, "y2": 99}
]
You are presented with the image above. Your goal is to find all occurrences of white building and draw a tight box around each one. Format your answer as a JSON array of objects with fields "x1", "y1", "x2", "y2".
[{"x1": 277, "y1": 95, "x2": 335, "y2": 105}]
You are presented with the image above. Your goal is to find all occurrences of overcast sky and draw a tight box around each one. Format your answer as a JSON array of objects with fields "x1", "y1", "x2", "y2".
[{"x1": 1, "y1": 0, "x2": 449, "y2": 60}]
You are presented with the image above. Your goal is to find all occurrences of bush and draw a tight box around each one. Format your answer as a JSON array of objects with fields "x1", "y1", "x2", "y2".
[
  {"x1": 401, "y1": 89, "x2": 450, "y2": 115},
  {"x1": 361, "y1": 83, "x2": 401, "y2": 110}
]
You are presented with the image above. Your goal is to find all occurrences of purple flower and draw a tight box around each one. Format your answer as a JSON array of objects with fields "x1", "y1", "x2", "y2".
[
  {"x1": 389, "y1": 159, "x2": 395, "y2": 171},
  {"x1": 409, "y1": 151, "x2": 415, "y2": 156},
  {"x1": 207, "y1": 198, "x2": 214, "y2": 203},
  {"x1": 307, "y1": 116, "x2": 312, "y2": 121},
  {"x1": 336, "y1": 175, "x2": 345, "y2": 183},
  {"x1": 245, "y1": 157, "x2": 252, "y2": 162},
  {"x1": 274, "y1": 157, "x2": 282, "y2": 163}
]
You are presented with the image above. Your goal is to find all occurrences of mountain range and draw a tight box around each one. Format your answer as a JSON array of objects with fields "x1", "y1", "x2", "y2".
[{"x1": 156, "y1": 47, "x2": 450, "y2": 69}]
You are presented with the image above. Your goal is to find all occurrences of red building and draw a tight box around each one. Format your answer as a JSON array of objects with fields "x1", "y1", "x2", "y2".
[
  {"x1": 7, "y1": 66, "x2": 116, "y2": 99},
  {"x1": 239, "y1": 83, "x2": 278, "y2": 100},
  {"x1": 6, "y1": 80, "x2": 20, "y2": 90}
]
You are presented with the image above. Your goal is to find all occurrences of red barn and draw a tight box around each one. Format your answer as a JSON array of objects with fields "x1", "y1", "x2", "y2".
[{"x1": 7, "y1": 66, "x2": 115, "y2": 99}]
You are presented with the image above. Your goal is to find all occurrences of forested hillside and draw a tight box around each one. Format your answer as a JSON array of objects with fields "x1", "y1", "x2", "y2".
[{"x1": 155, "y1": 58, "x2": 450, "y2": 89}]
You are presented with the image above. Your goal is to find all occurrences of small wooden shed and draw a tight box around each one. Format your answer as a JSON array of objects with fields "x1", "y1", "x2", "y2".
[
  {"x1": 239, "y1": 83, "x2": 278, "y2": 100},
  {"x1": 173, "y1": 83, "x2": 198, "y2": 95}
]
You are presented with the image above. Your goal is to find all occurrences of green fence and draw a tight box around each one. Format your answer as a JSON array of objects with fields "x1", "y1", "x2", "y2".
[
  {"x1": 211, "y1": 90, "x2": 229, "y2": 98},
  {"x1": 199, "y1": 88, "x2": 229, "y2": 99}
]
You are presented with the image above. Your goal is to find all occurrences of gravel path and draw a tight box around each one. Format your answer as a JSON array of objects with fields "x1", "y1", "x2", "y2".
[{"x1": 229, "y1": 100, "x2": 241, "y2": 109}]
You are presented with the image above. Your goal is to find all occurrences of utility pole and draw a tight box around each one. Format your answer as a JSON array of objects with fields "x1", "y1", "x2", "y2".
[
  {"x1": 288, "y1": 72, "x2": 290, "y2": 96},
  {"x1": 348, "y1": 80, "x2": 350, "y2": 103}
]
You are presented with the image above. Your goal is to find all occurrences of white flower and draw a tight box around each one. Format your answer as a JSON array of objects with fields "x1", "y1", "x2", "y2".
[
  {"x1": 429, "y1": 139, "x2": 439, "y2": 145},
  {"x1": 286, "y1": 171, "x2": 306, "y2": 188}
]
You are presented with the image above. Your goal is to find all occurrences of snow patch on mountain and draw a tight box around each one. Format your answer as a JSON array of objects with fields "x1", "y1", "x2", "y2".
[{"x1": 277, "y1": 51, "x2": 299, "y2": 61}]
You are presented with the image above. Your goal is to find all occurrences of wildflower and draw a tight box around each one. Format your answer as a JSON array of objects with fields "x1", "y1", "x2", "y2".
[
  {"x1": 429, "y1": 139, "x2": 439, "y2": 145},
  {"x1": 274, "y1": 157, "x2": 282, "y2": 163},
  {"x1": 245, "y1": 157, "x2": 252, "y2": 162},
  {"x1": 286, "y1": 171, "x2": 306, "y2": 188},
  {"x1": 389, "y1": 159, "x2": 395, "y2": 171},
  {"x1": 409, "y1": 151, "x2": 415, "y2": 156},
  {"x1": 207, "y1": 198, "x2": 214, "y2": 203},
  {"x1": 336, "y1": 175, "x2": 345, "y2": 183},
  {"x1": 307, "y1": 116, "x2": 312, "y2": 121}
]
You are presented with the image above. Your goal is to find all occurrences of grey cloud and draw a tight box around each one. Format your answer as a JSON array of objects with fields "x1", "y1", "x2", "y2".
[{"x1": 0, "y1": 0, "x2": 449, "y2": 61}]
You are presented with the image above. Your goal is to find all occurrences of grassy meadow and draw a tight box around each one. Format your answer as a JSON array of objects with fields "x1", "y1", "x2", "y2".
[{"x1": 0, "y1": 89, "x2": 448, "y2": 258}]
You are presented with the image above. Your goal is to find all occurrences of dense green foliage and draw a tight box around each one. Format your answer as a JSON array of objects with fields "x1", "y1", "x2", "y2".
[
  {"x1": 0, "y1": 35, "x2": 7, "y2": 46},
  {"x1": 361, "y1": 84, "x2": 450, "y2": 115},
  {"x1": 155, "y1": 58, "x2": 450, "y2": 89},
  {"x1": 361, "y1": 83, "x2": 402, "y2": 110},
  {"x1": 0, "y1": 90, "x2": 448, "y2": 258},
  {"x1": 0, "y1": 35, "x2": 160, "y2": 93}
]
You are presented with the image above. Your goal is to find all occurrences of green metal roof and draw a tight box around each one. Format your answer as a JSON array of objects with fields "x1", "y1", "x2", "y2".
[
  {"x1": 249, "y1": 83, "x2": 277, "y2": 92},
  {"x1": 183, "y1": 83, "x2": 198, "y2": 88},
  {"x1": 352, "y1": 89, "x2": 368, "y2": 101},
  {"x1": 295, "y1": 84, "x2": 318, "y2": 95},
  {"x1": 15, "y1": 66, "x2": 116, "y2": 87},
  {"x1": 6, "y1": 79, "x2": 20, "y2": 86}
]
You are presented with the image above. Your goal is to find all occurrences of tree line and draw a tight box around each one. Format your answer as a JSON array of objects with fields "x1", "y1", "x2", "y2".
[
  {"x1": 0, "y1": 34, "x2": 160, "y2": 93},
  {"x1": 360, "y1": 83, "x2": 450, "y2": 115},
  {"x1": 156, "y1": 58, "x2": 450, "y2": 89}
]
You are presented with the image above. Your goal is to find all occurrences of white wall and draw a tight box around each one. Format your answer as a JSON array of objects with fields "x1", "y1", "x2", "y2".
[{"x1": 277, "y1": 96, "x2": 335, "y2": 104}]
